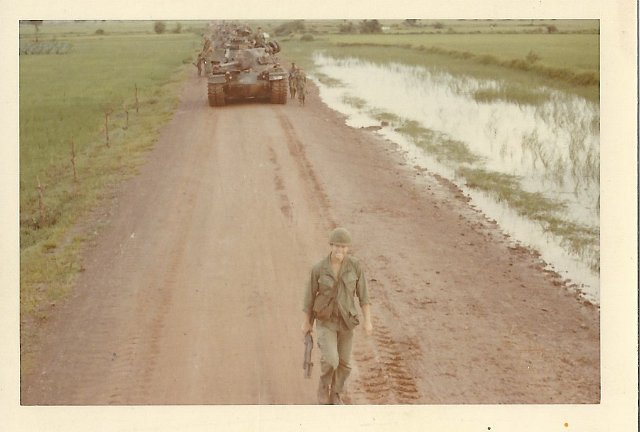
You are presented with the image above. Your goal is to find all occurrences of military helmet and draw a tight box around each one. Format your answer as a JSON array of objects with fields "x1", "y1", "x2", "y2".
[{"x1": 329, "y1": 227, "x2": 352, "y2": 245}]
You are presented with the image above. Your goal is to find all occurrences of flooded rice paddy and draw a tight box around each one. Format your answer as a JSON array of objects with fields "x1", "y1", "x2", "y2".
[{"x1": 311, "y1": 53, "x2": 600, "y2": 303}]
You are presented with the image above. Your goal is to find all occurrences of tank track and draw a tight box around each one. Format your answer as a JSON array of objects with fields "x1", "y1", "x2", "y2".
[
  {"x1": 207, "y1": 83, "x2": 226, "y2": 107},
  {"x1": 270, "y1": 79, "x2": 287, "y2": 105}
]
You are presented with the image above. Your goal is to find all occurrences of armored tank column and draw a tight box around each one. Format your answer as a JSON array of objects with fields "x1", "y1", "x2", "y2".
[{"x1": 206, "y1": 23, "x2": 288, "y2": 107}]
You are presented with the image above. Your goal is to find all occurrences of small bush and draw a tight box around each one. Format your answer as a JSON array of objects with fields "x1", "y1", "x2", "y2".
[
  {"x1": 478, "y1": 54, "x2": 498, "y2": 65},
  {"x1": 546, "y1": 24, "x2": 558, "y2": 33},
  {"x1": 95, "y1": 29, "x2": 105, "y2": 35},
  {"x1": 359, "y1": 19, "x2": 382, "y2": 34},
  {"x1": 525, "y1": 50, "x2": 541, "y2": 64},
  {"x1": 300, "y1": 34, "x2": 314, "y2": 42},
  {"x1": 274, "y1": 20, "x2": 305, "y2": 36},
  {"x1": 154, "y1": 21, "x2": 166, "y2": 34},
  {"x1": 172, "y1": 23, "x2": 182, "y2": 34},
  {"x1": 19, "y1": 41, "x2": 72, "y2": 55},
  {"x1": 433, "y1": 22, "x2": 445, "y2": 29},
  {"x1": 509, "y1": 58, "x2": 532, "y2": 71},
  {"x1": 339, "y1": 21, "x2": 356, "y2": 34}
]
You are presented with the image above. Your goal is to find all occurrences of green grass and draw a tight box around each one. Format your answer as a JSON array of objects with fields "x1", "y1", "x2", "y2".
[
  {"x1": 359, "y1": 110, "x2": 599, "y2": 273},
  {"x1": 265, "y1": 19, "x2": 598, "y2": 36},
  {"x1": 342, "y1": 94, "x2": 368, "y2": 109},
  {"x1": 368, "y1": 109, "x2": 402, "y2": 125},
  {"x1": 314, "y1": 71, "x2": 344, "y2": 87},
  {"x1": 19, "y1": 41, "x2": 72, "y2": 55},
  {"x1": 19, "y1": 20, "x2": 209, "y2": 38},
  {"x1": 395, "y1": 121, "x2": 482, "y2": 165},
  {"x1": 283, "y1": 40, "x2": 599, "y2": 103},
  {"x1": 328, "y1": 33, "x2": 599, "y2": 73},
  {"x1": 471, "y1": 86, "x2": 551, "y2": 106},
  {"x1": 20, "y1": 32, "x2": 200, "y2": 236},
  {"x1": 20, "y1": 23, "x2": 201, "y2": 367},
  {"x1": 279, "y1": 21, "x2": 599, "y2": 103},
  {"x1": 456, "y1": 167, "x2": 599, "y2": 272}
]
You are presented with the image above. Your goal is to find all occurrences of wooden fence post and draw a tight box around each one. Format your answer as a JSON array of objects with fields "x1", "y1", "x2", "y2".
[
  {"x1": 135, "y1": 84, "x2": 139, "y2": 114},
  {"x1": 105, "y1": 111, "x2": 110, "y2": 147},
  {"x1": 36, "y1": 176, "x2": 46, "y2": 227},
  {"x1": 70, "y1": 136, "x2": 77, "y2": 183}
]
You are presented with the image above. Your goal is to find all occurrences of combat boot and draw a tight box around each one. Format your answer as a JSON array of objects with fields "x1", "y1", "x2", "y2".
[
  {"x1": 317, "y1": 383, "x2": 331, "y2": 405},
  {"x1": 330, "y1": 392, "x2": 344, "y2": 405}
]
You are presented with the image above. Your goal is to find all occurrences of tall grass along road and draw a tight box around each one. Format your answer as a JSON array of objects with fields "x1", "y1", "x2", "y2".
[{"x1": 19, "y1": 20, "x2": 203, "y2": 374}]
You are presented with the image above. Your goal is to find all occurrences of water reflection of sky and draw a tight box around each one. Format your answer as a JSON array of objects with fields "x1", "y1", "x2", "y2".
[{"x1": 311, "y1": 53, "x2": 600, "y2": 303}]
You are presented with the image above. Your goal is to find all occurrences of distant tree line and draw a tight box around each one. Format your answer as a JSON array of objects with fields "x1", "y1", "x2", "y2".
[
  {"x1": 153, "y1": 21, "x2": 183, "y2": 34},
  {"x1": 359, "y1": 19, "x2": 382, "y2": 33},
  {"x1": 274, "y1": 20, "x2": 306, "y2": 36},
  {"x1": 338, "y1": 19, "x2": 383, "y2": 34}
]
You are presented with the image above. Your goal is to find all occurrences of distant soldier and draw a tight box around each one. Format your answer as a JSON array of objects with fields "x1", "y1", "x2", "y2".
[
  {"x1": 203, "y1": 47, "x2": 215, "y2": 75},
  {"x1": 253, "y1": 26, "x2": 266, "y2": 47},
  {"x1": 202, "y1": 36, "x2": 212, "y2": 52},
  {"x1": 289, "y1": 62, "x2": 298, "y2": 99},
  {"x1": 295, "y1": 68, "x2": 307, "y2": 106},
  {"x1": 195, "y1": 51, "x2": 205, "y2": 76}
]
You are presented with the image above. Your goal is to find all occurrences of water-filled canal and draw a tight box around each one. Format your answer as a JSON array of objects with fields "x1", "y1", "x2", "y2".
[{"x1": 310, "y1": 53, "x2": 600, "y2": 302}]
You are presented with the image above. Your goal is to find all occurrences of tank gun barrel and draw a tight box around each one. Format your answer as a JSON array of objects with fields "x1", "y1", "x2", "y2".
[{"x1": 213, "y1": 60, "x2": 241, "y2": 72}]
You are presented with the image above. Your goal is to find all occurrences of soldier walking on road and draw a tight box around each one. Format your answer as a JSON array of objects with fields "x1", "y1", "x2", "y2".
[
  {"x1": 302, "y1": 228, "x2": 373, "y2": 404},
  {"x1": 289, "y1": 62, "x2": 297, "y2": 99},
  {"x1": 195, "y1": 51, "x2": 205, "y2": 76},
  {"x1": 295, "y1": 68, "x2": 307, "y2": 106}
]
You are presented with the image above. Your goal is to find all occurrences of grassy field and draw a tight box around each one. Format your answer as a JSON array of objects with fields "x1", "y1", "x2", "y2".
[
  {"x1": 254, "y1": 18, "x2": 598, "y2": 36},
  {"x1": 275, "y1": 19, "x2": 599, "y2": 102},
  {"x1": 19, "y1": 21, "x2": 203, "y2": 365},
  {"x1": 19, "y1": 20, "x2": 208, "y2": 38},
  {"x1": 327, "y1": 33, "x2": 599, "y2": 72}
]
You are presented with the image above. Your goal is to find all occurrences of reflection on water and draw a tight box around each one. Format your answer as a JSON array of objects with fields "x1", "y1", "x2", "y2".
[{"x1": 311, "y1": 53, "x2": 600, "y2": 303}]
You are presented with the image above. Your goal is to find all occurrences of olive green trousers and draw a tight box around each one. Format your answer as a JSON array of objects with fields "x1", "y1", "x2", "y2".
[{"x1": 316, "y1": 321, "x2": 354, "y2": 394}]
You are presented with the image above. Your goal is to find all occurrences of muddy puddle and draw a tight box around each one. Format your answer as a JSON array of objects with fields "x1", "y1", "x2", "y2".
[{"x1": 310, "y1": 53, "x2": 600, "y2": 303}]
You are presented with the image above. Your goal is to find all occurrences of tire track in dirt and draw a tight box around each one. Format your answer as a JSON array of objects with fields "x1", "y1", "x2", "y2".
[
  {"x1": 349, "y1": 273, "x2": 424, "y2": 404},
  {"x1": 267, "y1": 146, "x2": 293, "y2": 222},
  {"x1": 274, "y1": 110, "x2": 337, "y2": 229},
  {"x1": 62, "y1": 100, "x2": 217, "y2": 404},
  {"x1": 81, "y1": 183, "x2": 195, "y2": 403},
  {"x1": 351, "y1": 319, "x2": 422, "y2": 404},
  {"x1": 104, "y1": 234, "x2": 188, "y2": 404}
]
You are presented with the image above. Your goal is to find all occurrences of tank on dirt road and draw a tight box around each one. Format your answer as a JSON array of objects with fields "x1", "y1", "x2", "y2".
[{"x1": 207, "y1": 41, "x2": 288, "y2": 106}]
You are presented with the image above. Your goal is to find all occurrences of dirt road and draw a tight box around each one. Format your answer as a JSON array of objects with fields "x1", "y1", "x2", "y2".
[{"x1": 21, "y1": 72, "x2": 599, "y2": 405}]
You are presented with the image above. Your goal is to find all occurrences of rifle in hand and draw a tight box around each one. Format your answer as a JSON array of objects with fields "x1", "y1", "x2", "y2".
[{"x1": 303, "y1": 331, "x2": 314, "y2": 379}]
